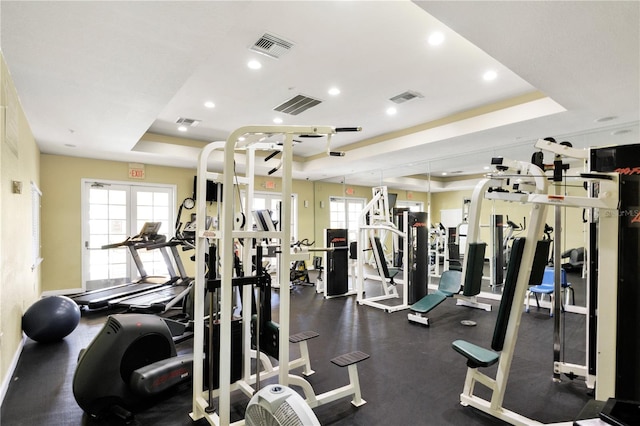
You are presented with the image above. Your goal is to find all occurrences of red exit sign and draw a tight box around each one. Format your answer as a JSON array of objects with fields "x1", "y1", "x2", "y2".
[{"x1": 128, "y1": 163, "x2": 145, "y2": 179}]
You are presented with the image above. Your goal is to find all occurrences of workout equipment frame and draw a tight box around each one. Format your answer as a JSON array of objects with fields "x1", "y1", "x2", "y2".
[
  {"x1": 356, "y1": 186, "x2": 410, "y2": 312},
  {"x1": 191, "y1": 125, "x2": 365, "y2": 426},
  {"x1": 454, "y1": 147, "x2": 619, "y2": 425}
]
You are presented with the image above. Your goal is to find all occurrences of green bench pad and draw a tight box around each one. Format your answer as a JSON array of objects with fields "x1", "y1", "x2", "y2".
[
  {"x1": 452, "y1": 339, "x2": 500, "y2": 368},
  {"x1": 331, "y1": 351, "x2": 370, "y2": 367},
  {"x1": 410, "y1": 291, "x2": 448, "y2": 313}
]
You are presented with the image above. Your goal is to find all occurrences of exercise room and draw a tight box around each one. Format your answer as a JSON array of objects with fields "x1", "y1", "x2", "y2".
[{"x1": 1, "y1": 2, "x2": 639, "y2": 425}]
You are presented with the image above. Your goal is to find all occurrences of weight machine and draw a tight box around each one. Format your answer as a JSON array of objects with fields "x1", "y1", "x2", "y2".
[
  {"x1": 451, "y1": 140, "x2": 620, "y2": 425},
  {"x1": 190, "y1": 125, "x2": 369, "y2": 426},
  {"x1": 355, "y1": 186, "x2": 410, "y2": 312},
  {"x1": 314, "y1": 228, "x2": 353, "y2": 298}
]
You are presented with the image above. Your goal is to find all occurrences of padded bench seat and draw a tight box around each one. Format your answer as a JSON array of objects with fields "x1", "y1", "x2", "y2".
[
  {"x1": 410, "y1": 291, "x2": 448, "y2": 314},
  {"x1": 452, "y1": 339, "x2": 500, "y2": 368}
]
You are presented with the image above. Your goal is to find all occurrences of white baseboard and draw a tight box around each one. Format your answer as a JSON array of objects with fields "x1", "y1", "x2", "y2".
[{"x1": 0, "y1": 334, "x2": 26, "y2": 406}]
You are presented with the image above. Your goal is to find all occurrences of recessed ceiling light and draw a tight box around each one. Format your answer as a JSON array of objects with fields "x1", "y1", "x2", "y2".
[
  {"x1": 238, "y1": 137, "x2": 246, "y2": 142},
  {"x1": 441, "y1": 172, "x2": 448, "y2": 176},
  {"x1": 328, "y1": 87, "x2": 341, "y2": 96},
  {"x1": 612, "y1": 129, "x2": 631, "y2": 135},
  {"x1": 248, "y1": 60, "x2": 262, "y2": 70},
  {"x1": 386, "y1": 107, "x2": 397, "y2": 115},
  {"x1": 178, "y1": 125, "x2": 188, "y2": 132},
  {"x1": 428, "y1": 31, "x2": 444, "y2": 46},
  {"x1": 483, "y1": 70, "x2": 497, "y2": 81},
  {"x1": 204, "y1": 101, "x2": 215, "y2": 108},
  {"x1": 273, "y1": 117, "x2": 283, "y2": 124},
  {"x1": 595, "y1": 115, "x2": 617, "y2": 123}
]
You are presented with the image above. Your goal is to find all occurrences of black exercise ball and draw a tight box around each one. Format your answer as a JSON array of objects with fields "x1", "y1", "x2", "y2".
[{"x1": 22, "y1": 296, "x2": 81, "y2": 343}]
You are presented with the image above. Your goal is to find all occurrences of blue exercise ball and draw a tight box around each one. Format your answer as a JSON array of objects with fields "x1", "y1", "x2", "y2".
[{"x1": 22, "y1": 296, "x2": 81, "y2": 343}]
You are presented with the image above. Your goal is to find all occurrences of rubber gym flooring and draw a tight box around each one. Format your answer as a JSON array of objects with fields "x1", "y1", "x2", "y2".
[{"x1": 1, "y1": 270, "x2": 592, "y2": 425}]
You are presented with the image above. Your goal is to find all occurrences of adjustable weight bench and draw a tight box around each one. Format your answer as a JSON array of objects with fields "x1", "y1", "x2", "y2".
[
  {"x1": 408, "y1": 242, "x2": 488, "y2": 325},
  {"x1": 407, "y1": 270, "x2": 461, "y2": 326}
]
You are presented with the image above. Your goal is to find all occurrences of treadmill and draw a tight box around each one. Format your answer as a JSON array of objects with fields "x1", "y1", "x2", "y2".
[
  {"x1": 71, "y1": 222, "x2": 177, "y2": 309},
  {"x1": 107, "y1": 237, "x2": 194, "y2": 313}
]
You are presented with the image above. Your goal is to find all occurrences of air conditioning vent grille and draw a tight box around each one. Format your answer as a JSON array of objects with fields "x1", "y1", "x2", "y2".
[
  {"x1": 274, "y1": 94, "x2": 322, "y2": 116},
  {"x1": 250, "y1": 33, "x2": 294, "y2": 59},
  {"x1": 389, "y1": 90, "x2": 424, "y2": 104},
  {"x1": 175, "y1": 117, "x2": 201, "y2": 127}
]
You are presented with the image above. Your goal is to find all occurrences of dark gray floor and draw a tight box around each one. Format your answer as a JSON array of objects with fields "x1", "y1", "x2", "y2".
[{"x1": 1, "y1": 270, "x2": 592, "y2": 426}]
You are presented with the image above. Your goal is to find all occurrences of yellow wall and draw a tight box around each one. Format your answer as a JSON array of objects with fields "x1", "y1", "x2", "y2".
[
  {"x1": 40, "y1": 155, "x2": 196, "y2": 292},
  {"x1": 1, "y1": 53, "x2": 41, "y2": 394},
  {"x1": 39, "y1": 158, "x2": 430, "y2": 297}
]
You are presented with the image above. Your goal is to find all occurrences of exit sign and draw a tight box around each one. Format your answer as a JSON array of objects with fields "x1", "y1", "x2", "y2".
[{"x1": 128, "y1": 163, "x2": 145, "y2": 179}]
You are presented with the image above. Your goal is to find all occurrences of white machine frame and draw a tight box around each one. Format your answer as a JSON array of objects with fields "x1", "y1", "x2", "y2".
[
  {"x1": 456, "y1": 144, "x2": 619, "y2": 425},
  {"x1": 190, "y1": 125, "x2": 365, "y2": 426},
  {"x1": 356, "y1": 186, "x2": 410, "y2": 312}
]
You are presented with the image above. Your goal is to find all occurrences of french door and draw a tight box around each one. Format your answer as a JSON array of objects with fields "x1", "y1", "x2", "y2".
[
  {"x1": 81, "y1": 180, "x2": 175, "y2": 291},
  {"x1": 329, "y1": 196, "x2": 366, "y2": 242}
]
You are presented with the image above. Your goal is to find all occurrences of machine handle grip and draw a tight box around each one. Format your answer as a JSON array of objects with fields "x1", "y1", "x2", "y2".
[{"x1": 265, "y1": 151, "x2": 279, "y2": 162}]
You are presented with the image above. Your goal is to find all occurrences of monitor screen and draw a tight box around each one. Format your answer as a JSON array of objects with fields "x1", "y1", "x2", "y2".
[{"x1": 193, "y1": 176, "x2": 222, "y2": 202}]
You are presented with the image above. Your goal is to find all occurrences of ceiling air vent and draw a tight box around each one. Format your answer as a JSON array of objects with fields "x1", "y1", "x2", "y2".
[
  {"x1": 274, "y1": 94, "x2": 322, "y2": 116},
  {"x1": 250, "y1": 33, "x2": 294, "y2": 59},
  {"x1": 389, "y1": 90, "x2": 424, "y2": 104},
  {"x1": 175, "y1": 117, "x2": 201, "y2": 127}
]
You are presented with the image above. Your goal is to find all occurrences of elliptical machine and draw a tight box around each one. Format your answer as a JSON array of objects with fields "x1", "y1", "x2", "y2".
[{"x1": 72, "y1": 314, "x2": 193, "y2": 422}]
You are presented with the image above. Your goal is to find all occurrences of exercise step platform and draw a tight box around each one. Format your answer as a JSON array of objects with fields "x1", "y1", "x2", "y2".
[
  {"x1": 331, "y1": 351, "x2": 370, "y2": 367},
  {"x1": 289, "y1": 330, "x2": 319, "y2": 343}
]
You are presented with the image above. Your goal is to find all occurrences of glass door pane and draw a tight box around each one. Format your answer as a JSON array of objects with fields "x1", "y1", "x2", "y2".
[
  {"x1": 84, "y1": 183, "x2": 130, "y2": 290},
  {"x1": 82, "y1": 181, "x2": 175, "y2": 291},
  {"x1": 132, "y1": 186, "x2": 173, "y2": 278}
]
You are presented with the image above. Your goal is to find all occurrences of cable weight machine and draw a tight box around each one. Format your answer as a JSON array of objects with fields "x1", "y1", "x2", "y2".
[{"x1": 191, "y1": 125, "x2": 369, "y2": 426}]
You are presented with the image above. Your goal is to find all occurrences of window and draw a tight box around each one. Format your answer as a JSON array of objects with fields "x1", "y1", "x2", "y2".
[
  {"x1": 245, "y1": 191, "x2": 298, "y2": 243},
  {"x1": 396, "y1": 200, "x2": 424, "y2": 212},
  {"x1": 329, "y1": 196, "x2": 366, "y2": 242},
  {"x1": 81, "y1": 180, "x2": 175, "y2": 291}
]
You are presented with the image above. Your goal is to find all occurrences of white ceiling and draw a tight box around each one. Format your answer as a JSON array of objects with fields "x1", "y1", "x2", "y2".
[{"x1": 1, "y1": 1, "x2": 638, "y2": 192}]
